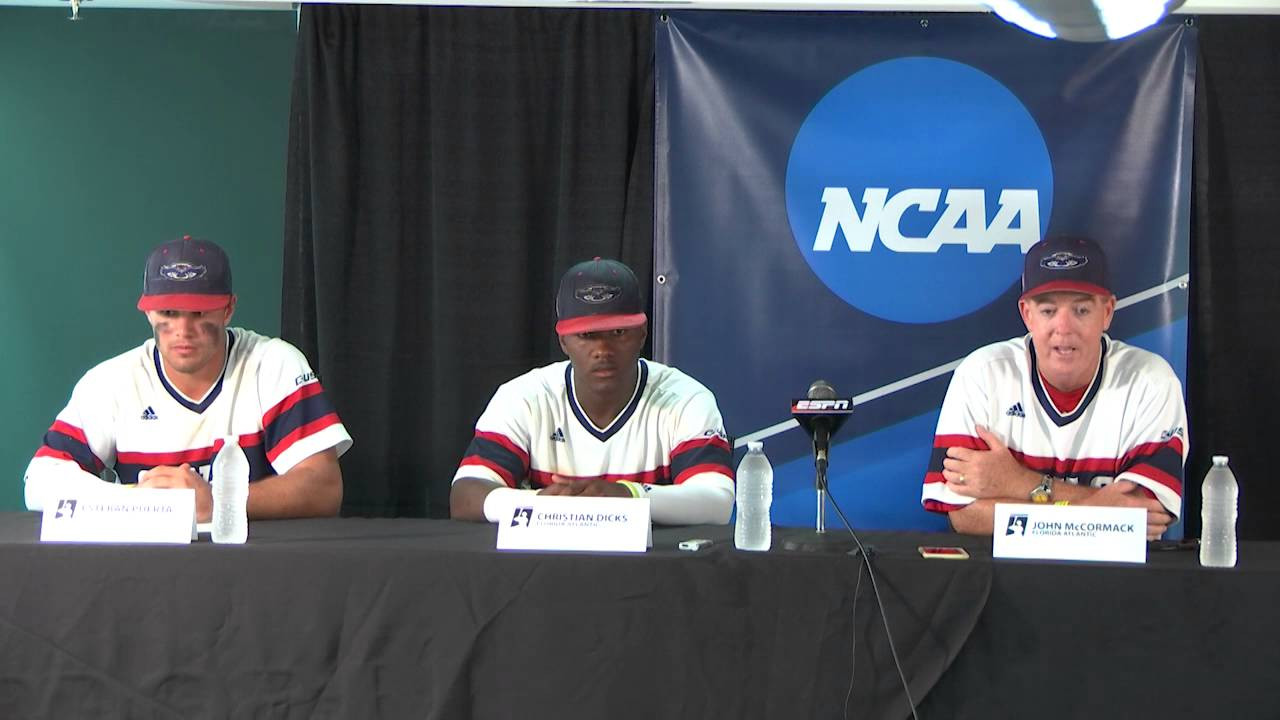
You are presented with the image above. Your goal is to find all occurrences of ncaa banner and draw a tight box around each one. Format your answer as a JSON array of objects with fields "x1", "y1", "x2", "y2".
[{"x1": 654, "y1": 13, "x2": 1195, "y2": 531}]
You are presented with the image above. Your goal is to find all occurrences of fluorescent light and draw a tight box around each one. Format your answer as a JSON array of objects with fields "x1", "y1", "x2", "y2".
[
  {"x1": 1095, "y1": 0, "x2": 1181, "y2": 39},
  {"x1": 986, "y1": 0, "x2": 1057, "y2": 37},
  {"x1": 983, "y1": 0, "x2": 1187, "y2": 41}
]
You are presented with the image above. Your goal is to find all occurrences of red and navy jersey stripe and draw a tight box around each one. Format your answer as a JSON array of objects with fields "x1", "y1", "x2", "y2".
[
  {"x1": 261, "y1": 383, "x2": 342, "y2": 464},
  {"x1": 1117, "y1": 438, "x2": 1184, "y2": 496},
  {"x1": 670, "y1": 435, "x2": 732, "y2": 485},
  {"x1": 35, "y1": 421, "x2": 105, "y2": 475},
  {"x1": 459, "y1": 431, "x2": 732, "y2": 489},
  {"x1": 459, "y1": 431, "x2": 530, "y2": 488},
  {"x1": 114, "y1": 433, "x2": 272, "y2": 484},
  {"x1": 529, "y1": 467, "x2": 672, "y2": 488}
]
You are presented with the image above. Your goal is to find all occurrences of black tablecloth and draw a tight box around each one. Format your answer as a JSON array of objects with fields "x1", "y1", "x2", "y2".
[{"x1": 0, "y1": 513, "x2": 1276, "y2": 719}]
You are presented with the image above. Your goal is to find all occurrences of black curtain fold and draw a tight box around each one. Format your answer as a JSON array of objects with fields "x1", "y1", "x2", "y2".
[
  {"x1": 1186, "y1": 16, "x2": 1280, "y2": 539},
  {"x1": 285, "y1": 7, "x2": 1280, "y2": 539},
  {"x1": 283, "y1": 5, "x2": 655, "y2": 517}
]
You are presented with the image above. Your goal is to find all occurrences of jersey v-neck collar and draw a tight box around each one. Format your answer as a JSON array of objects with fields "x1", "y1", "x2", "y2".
[
  {"x1": 566, "y1": 359, "x2": 648, "y2": 441},
  {"x1": 1027, "y1": 335, "x2": 1106, "y2": 428},
  {"x1": 153, "y1": 330, "x2": 234, "y2": 414}
]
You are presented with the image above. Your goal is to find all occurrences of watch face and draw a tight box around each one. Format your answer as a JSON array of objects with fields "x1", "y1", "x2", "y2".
[{"x1": 1030, "y1": 479, "x2": 1053, "y2": 503}]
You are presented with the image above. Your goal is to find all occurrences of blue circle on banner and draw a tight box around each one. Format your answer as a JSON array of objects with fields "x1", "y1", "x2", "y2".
[{"x1": 785, "y1": 57, "x2": 1054, "y2": 324}]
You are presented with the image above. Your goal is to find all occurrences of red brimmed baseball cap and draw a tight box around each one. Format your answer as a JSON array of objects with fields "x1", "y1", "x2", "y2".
[
  {"x1": 137, "y1": 235, "x2": 234, "y2": 312},
  {"x1": 1020, "y1": 235, "x2": 1112, "y2": 300},
  {"x1": 555, "y1": 257, "x2": 647, "y2": 336}
]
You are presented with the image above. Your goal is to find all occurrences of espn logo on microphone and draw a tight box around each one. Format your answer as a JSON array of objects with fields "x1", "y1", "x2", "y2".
[{"x1": 792, "y1": 399, "x2": 852, "y2": 413}]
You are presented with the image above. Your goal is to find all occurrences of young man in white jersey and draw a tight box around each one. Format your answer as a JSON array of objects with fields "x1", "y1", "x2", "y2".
[
  {"x1": 450, "y1": 258, "x2": 735, "y2": 525},
  {"x1": 920, "y1": 236, "x2": 1187, "y2": 540},
  {"x1": 24, "y1": 236, "x2": 353, "y2": 522}
]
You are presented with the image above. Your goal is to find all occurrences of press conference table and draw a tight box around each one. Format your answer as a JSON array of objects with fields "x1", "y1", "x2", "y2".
[{"x1": 0, "y1": 513, "x2": 1276, "y2": 719}]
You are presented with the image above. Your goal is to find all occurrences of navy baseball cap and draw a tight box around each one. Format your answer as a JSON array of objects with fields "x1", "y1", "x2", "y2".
[
  {"x1": 1020, "y1": 235, "x2": 1112, "y2": 300},
  {"x1": 137, "y1": 235, "x2": 234, "y2": 312},
  {"x1": 555, "y1": 258, "x2": 647, "y2": 336}
]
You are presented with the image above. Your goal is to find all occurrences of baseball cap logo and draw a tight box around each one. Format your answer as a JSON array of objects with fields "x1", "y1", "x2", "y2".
[
  {"x1": 576, "y1": 283, "x2": 620, "y2": 304},
  {"x1": 160, "y1": 262, "x2": 208, "y2": 281},
  {"x1": 1040, "y1": 251, "x2": 1087, "y2": 270}
]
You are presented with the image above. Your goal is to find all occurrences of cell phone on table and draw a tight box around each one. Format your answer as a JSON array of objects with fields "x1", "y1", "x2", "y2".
[{"x1": 918, "y1": 545, "x2": 970, "y2": 559}]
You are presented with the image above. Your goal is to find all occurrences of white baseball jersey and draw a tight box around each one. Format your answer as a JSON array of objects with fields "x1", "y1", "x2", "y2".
[
  {"x1": 25, "y1": 328, "x2": 352, "y2": 500},
  {"x1": 921, "y1": 334, "x2": 1187, "y2": 517},
  {"x1": 454, "y1": 359, "x2": 733, "y2": 492}
]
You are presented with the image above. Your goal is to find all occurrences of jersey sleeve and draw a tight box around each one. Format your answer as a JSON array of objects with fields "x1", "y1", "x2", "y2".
[
  {"x1": 257, "y1": 339, "x2": 352, "y2": 475},
  {"x1": 667, "y1": 389, "x2": 734, "y2": 488},
  {"x1": 1113, "y1": 361, "x2": 1187, "y2": 517},
  {"x1": 921, "y1": 356, "x2": 991, "y2": 514},
  {"x1": 628, "y1": 386, "x2": 734, "y2": 525},
  {"x1": 453, "y1": 380, "x2": 534, "y2": 489},
  {"x1": 24, "y1": 366, "x2": 119, "y2": 510}
]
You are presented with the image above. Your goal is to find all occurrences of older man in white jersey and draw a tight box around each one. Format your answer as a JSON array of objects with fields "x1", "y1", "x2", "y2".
[{"x1": 921, "y1": 236, "x2": 1187, "y2": 540}]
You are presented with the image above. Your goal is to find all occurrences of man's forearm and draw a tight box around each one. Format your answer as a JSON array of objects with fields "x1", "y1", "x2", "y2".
[
  {"x1": 450, "y1": 477, "x2": 504, "y2": 521},
  {"x1": 950, "y1": 481, "x2": 1110, "y2": 535},
  {"x1": 247, "y1": 449, "x2": 342, "y2": 519},
  {"x1": 24, "y1": 460, "x2": 110, "y2": 512},
  {"x1": 646, "y1": 479, "x2": 734, "y2": 525}
]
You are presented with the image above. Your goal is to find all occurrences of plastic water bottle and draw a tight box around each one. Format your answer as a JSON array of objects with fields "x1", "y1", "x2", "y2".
[
  {"x1": 735, "y1": 441, "x2": 773, "y2": 551},
  {"x1": 211, "y1": 435, "x2": 249, "y2": 544},
  {"x1": 1200, "y1": 455, "x2": 1238, "y2": 568}
]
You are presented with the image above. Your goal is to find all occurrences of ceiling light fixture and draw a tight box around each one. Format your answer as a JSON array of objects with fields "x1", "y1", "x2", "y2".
[{"x1": 985, "y1": 0, "x2": 1188, "y2": 41}]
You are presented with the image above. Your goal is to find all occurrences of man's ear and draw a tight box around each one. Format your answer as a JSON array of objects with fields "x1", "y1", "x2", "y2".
[
  {"x1": 1099, "y1": 294, "x2": 1116, "y2": 332},
  {"x1": 1017, "y1": 298, "x2": 1035, "y2": 332}
]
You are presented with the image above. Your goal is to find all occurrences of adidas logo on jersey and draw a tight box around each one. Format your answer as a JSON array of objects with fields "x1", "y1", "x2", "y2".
[
  {"x1": 1005, "y1": 402, "x2": 1025, "y2": 418},
  {"x1": 141, "y1": 406, "x2": 158, "y2": 421},
  {"x1": 550, "y1": 427, "x2": 566, "y2": 443}
]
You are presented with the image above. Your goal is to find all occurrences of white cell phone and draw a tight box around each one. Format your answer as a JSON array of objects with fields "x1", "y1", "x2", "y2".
[{"x1": 678, "y1": 538, "x2": 713, "y2": 551}]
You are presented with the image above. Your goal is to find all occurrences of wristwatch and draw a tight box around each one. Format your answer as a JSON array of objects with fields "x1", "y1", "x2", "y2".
[{"x1": 1030, "y1": 475, "x2": 1054, "y2": 504}]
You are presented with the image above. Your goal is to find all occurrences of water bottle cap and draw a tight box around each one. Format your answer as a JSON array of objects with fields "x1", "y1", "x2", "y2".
[
  {"x1": 1212, "y1": 455, "x2": 1229, "y2": 465},
  {"x1": 747, "y1": 441, "x2": 763, "y2": 452}
]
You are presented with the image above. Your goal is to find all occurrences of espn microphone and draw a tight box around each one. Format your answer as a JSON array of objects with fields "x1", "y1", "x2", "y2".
[
  {"x1": 790, "y1": 380, "x2": 854, "y2": 473},
  {"x1": 808, "y1": 380, "x2": 836, "y2": 469}
]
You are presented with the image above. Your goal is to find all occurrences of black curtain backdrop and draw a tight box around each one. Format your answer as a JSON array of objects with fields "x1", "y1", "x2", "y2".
[
  {"x1": 283, "y1": 6, "x2": 654, "y2": 517},
  {"x1": 1187, "y1": 17, "x2": 1280, "y2": 540},
  {"x1": 284, "y1": 7, "x2": 1280, "y2": 539}
]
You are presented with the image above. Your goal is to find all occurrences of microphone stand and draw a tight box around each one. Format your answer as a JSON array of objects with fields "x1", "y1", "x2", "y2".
[
  {"x1": 815, "y1": 454, "x2": 828, "y2": 535},
  {"x1": 783, "y1": 387, "x2": 860, "y2": 553},
  {"x1": 782, "y1": 442, "x2": 859, "y2": 553}
]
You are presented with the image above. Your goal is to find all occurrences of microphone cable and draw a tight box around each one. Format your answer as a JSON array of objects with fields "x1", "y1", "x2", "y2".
[{"x1": 826, "y1": 488, "x2": 920, "y2": 720}]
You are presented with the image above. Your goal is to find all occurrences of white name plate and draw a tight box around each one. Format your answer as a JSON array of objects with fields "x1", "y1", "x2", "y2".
[
  {"x1": 496, "y1": 496, "x2": 650, "y2": 553},
  {"x1": 40, "y1": 488, "x2": 196, "y2": 545},
  {"x1": 993, "y1": 503, "x2": 1146, "y2": 564}
]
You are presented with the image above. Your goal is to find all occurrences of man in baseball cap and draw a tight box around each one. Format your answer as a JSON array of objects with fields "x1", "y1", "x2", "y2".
[
  {"x1": 24, "y1": 235, "x2": 352, "y2": 523},
  {"x1": 451, "y1": 258, "x2": 735, "y2": 525},
  {"x1": 921, "y1": 235, "x2": 1188, "y2": 541}
]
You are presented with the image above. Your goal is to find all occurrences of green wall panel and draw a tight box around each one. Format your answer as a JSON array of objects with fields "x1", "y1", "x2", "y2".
[{"x1": 0, "y1": 8, "x2": 296, "y2": 511}]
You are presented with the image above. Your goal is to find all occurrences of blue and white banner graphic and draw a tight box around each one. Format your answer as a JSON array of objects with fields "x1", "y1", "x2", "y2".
[{"x1": 654, "y1": 12, "x2": 1196, "y2": 531}]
